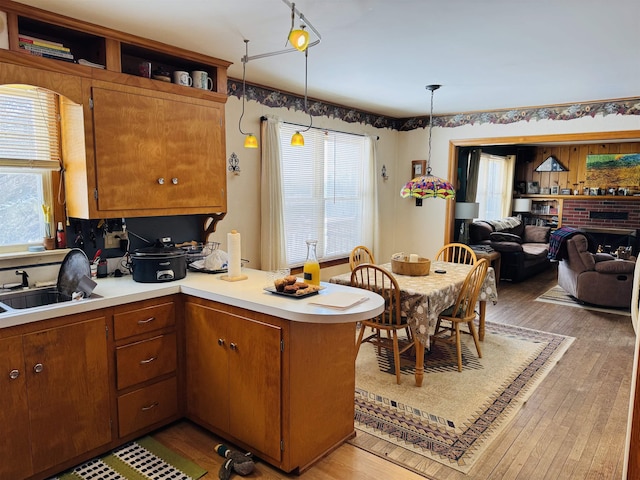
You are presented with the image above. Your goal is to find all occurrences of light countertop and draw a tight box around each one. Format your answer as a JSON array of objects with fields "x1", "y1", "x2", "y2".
[{"x1": 0, "y1": 268, "x2": 384, "y2": 329}]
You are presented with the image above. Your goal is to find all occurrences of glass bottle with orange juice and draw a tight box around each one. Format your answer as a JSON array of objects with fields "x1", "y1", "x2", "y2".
[{"x1": 303, "y1": 240, "x2": 320, "y2": 285}]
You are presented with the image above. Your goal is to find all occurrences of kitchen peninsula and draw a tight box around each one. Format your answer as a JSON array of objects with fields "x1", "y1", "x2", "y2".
[{"x1": 0, "y1": 269, "x2": 384, "y2": 480}]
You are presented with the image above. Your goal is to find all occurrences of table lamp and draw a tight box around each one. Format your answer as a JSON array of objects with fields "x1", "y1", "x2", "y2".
[
  {"x1": 513, "y1": 198, "x2": 532, "y2": 222},
  {"x1": 455, "y1": 202, "x2": 480, "y2": 244}
]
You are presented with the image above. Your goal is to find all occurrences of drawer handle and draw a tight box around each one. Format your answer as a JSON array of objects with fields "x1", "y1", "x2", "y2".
[
  {"x1": 9, "y1": 369, "x2": 19, "y2": 380},
  {"x1": 139, "y1": 356, "x2": 157, "y2": 365},
  {"x1": 137, "y1": 316, "x2": 156, "y2": 325},
  {"x1": 141, "y1": 402, "x2": 159, "y2": 412}
]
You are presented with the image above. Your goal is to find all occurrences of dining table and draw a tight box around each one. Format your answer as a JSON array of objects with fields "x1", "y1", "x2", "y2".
[{"x1": 330, "y1": 260, "x2": 498, "y2": 387}]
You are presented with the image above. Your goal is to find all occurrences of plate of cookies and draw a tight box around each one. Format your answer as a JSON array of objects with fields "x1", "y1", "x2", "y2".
[{"x1": 265, "y1": 275, "x2": 323, "y2": 298}]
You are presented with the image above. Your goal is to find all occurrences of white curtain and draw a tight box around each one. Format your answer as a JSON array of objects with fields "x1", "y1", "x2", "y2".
[
  {"x1": 501, "y1": 154, "x2": 516, "y2": 217},
  {"x1": 362, "y1": 134, "x2": 380, "y2": 256},
  {"x1": 260, "y1": 115, "x2": 288, "y2": 270}
]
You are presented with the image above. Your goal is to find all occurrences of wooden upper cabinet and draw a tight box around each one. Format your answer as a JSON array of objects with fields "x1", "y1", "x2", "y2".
[
  {"x1": 0, "y1": 0, "x2": 230, "y2": 219},
  {"x1": 90, "y1": 85, "x2": 226, "y2": 214}
]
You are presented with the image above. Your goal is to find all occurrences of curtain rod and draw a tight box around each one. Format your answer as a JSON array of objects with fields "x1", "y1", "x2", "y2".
[{"x1": 260, "y1": 116, "x2": 379, "y2": 140}]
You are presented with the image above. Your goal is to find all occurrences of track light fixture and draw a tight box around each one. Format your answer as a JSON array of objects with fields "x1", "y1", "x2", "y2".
[{"x1": 291, "y1": 48, "x2": 312, "y2": 146}]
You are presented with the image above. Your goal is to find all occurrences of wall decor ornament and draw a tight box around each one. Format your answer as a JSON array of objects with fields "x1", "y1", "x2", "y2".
[{"x1": 586, "y1": 153, "x2": 640, "y2": 189}]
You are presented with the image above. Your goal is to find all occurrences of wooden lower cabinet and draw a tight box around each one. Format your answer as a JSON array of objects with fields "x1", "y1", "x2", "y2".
[
  {"x1": 0, "y1": 315, "x2": 111, "y2": 480},
  {"x1": 184, "y1": 297, "x2": 358, "y2": 473}
]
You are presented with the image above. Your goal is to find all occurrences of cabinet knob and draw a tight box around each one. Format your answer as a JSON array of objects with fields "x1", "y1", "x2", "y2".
[
  {"x1": 33, "y1": 363, "x2": 44, "y2": 373},
  {"x1": 171, "y1": 177, "x2": 178, "y2": 185},
  {"x1": 230, "y1": 342, "x2": 238, "y2": 351},
  {"x1": 157, "y1": 177, "x2": 165, "y2": 185},
  {"x1": 9, "y1": 369, "x2": 19, "y2": 380},
  {"x1": 217, "y1": 338, "x2": 225, "y2": 346}
]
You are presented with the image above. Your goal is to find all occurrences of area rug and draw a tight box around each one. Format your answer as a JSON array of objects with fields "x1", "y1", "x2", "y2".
[
  {"x1": 535, "y1": 284, "x2": 630, "y2": 316},
  {"x1": 48, "y1": 436, "x2": 207, "y2": 480},
  {"x1": 349, "y1": 321, "x2": 574, "y2": 475}
]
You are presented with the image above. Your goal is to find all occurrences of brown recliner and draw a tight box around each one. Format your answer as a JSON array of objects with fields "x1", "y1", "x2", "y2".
[{"x1": 558, "y1": 234, "x2": 636, "y2": 308}]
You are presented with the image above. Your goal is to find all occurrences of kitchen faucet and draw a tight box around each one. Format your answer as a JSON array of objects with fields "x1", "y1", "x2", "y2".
[{"x1": 15, "y1": 270, "x2": 29, "y2": 288}]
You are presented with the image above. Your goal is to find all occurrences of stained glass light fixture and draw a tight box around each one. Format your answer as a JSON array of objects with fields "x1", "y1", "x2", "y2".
[{"x1": 400, "y1": 85, "x2": 455, "y2": 203}]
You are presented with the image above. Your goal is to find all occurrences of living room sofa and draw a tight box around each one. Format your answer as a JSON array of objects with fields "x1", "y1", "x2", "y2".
[
  {"x1": 469, "y1": 217, "x2": 551, "y2": 282},
  {"x1": 557, "y1": 233, "x2": 635, "y2": 308}
]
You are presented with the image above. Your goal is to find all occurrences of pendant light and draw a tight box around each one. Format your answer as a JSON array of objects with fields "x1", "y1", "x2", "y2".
[
  {"x1": 291, "y1": 47, "x2": 312, "y2": 146},
  {"x1": 400, "y1": 84, "x2": 455, "y2": 203},
  {"x1": 239, "y1": 40, "x2": 258, "y2": 149},
  {"x1": 286, "y1": 2, "x2": 310, "y2": 52}
]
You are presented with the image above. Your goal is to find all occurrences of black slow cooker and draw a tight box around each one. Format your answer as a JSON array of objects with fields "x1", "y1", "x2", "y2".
[{"x1": 131, "y1": 244, "x2": 186, "y2": 283}]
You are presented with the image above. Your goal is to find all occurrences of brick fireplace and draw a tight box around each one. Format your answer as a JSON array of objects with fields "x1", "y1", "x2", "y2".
[{"x1": 562, "y1": 198, "x2": 640, "y2": 253}]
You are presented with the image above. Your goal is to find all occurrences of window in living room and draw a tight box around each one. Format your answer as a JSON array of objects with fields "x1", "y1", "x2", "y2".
[
  {"x1": 475, "y1": 153, "x2": 515, "y2": 220},
  {"x1": 278, "y1": 123, "x2": 376, "y2": 265},
  {"x1": 0, "y1": 85, "x2": 58, "y2": 252}
]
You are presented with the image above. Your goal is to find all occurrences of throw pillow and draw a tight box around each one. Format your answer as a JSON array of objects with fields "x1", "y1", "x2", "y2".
[
  {"x1": 523, "y1": 225, "x2": 550, "y2": 243},
  {"x1": 489, "y1": 232, "x2": 523, "y2": 243}
]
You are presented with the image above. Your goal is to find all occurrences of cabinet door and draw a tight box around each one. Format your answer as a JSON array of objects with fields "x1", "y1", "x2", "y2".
[
  {"x1": 92, "y1": 87, "x2": 165, "y2": 211},
  {"x1": 185, "y1": 302, "x2": 230, "y2": 432},
  {"x1": 227, "y1": 314, "x2": 282, "y2": 461},
  {"x1": 24, "y1": 316, "x2": 111, "y2": 473},
  {"x1": 0, "y1": 336, "x2": 33, "y2": 480}
]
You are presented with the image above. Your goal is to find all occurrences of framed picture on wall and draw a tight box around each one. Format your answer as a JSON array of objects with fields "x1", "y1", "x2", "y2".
[
  {"x1": 551, "y1": 186, "x2": 559, "y2": 195},
  {"x1": 411, "y1": 160, "x2": 426, "y2": 178},
  {"x1": 560, "y1": 188, "x2": 571, "y2": 195},
  {"x1": 526, "y1": 181, "x2": 539, "y2": 194}
]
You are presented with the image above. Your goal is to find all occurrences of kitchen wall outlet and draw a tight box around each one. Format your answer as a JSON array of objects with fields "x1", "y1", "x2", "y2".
[{"x1": 105, "y1": 230, "x2": 128, "y2": 249}]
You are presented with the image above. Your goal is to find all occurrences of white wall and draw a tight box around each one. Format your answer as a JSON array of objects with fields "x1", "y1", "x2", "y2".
[{"x1": 222, "y1": 94, "x2": 640, "y2": 274}]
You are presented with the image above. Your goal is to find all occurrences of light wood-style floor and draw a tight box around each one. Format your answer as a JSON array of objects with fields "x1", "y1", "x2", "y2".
[{"x1": 155, "y1": 265, "x2": 635, "y2": 479}]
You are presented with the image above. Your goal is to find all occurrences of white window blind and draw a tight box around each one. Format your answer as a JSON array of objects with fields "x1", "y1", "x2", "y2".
[
  {"x1": 279, "y1": 123, "x2": 368, "y2": 265},
  {"x1": 0, "y1": 85, "x2": 61, "y2": 168},
  {"x1": 0, "y1": 85, "x2": 58, "y2": 248}
]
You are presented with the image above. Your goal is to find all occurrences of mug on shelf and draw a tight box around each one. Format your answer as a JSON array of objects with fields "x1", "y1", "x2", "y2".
[
  {"x1": 173, "y1": 70, "x2": 192, "y2": 86},
  {"x1": 192, "y1": 70, "x2": 213, "y2": 91}
]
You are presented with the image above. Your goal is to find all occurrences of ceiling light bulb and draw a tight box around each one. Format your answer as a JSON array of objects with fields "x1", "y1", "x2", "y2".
[
  {"x1": 244, "y1": 134, "x2": 258, "y2": 149},
  {"x1": 289, "y1": 29, "x2": 309, "y2": 51},
  {"x1": 291, "y1": 131, "x2": 305, "y2": 146}
]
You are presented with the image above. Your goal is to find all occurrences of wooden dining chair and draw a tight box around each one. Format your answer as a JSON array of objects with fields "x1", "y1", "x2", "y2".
[
  {"x1": 431, "y1": 258, "x2": 489, "y2": 372},
  {"x1": 351, "y1": 264, "x2": 415, "y2": 384},
  {"x1": 435, "y1": 243, "x2": 477, "y2": 265},
  {"x1": 349, "y1": 245, "x2": 375, "y2": 270}
]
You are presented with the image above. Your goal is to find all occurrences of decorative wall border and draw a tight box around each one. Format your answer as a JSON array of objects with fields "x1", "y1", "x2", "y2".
[{"x1": 228, "y1": 79, "x2": 640, "y2": 132}]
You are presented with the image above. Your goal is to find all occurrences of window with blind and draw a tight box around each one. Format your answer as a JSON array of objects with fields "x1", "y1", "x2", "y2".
[
  {"x1": 279, "y1": 123, "x2": 369, "y2": 265},
  {"x1": 0, "y1": 85, "x2": 59, "y2": 250}
]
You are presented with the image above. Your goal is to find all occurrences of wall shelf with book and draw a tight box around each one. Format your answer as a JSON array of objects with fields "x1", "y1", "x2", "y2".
[{"x1": 0, "y1": 0, "x2": 230, "y2": 100}]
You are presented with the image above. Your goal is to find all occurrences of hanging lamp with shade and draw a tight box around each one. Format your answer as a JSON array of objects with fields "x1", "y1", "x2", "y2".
[
  {"x1": 290, "y1": 47, "x2": 312, "y2": 146},
  {"x1": 239, "y1": 39, "x2": 258, "y2": 149},
  {"x1": 400, "y1": 85, "x2": 455, "y2": 204}
]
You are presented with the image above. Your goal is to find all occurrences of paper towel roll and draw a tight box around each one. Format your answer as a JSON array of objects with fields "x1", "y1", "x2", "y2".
[{"x1": 227, "y1": 230, "x2": 242, "y2": 278}]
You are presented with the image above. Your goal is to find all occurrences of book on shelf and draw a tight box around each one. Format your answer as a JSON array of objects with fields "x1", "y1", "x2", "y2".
[
  {"x1": 22, "y1": 49, "x2": 76, "y2": 63},
  {"x1": 19, "y1": 43, "x2": 74, "y2": 59},
  {"x1": 18, "y1": 35, "x2": 71, "y2": 52}
]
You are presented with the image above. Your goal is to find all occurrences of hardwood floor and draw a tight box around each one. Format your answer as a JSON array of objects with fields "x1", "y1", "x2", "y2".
[{"x1": 155, "y1": 264, "x2": 635, "y2": 479}]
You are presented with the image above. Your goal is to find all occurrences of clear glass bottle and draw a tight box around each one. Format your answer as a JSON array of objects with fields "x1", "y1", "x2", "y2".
[{"x1": 303, "y1": 239, "x2": 320, "y2": 285}]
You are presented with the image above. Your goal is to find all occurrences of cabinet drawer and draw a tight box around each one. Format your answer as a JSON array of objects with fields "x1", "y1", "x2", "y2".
[
  {"x1": 116, "y1": 333, "x2": 177, "y2": 390},
  {"x1": 118, "y1": 376, "x2": 178, "y2": 438},
  {"x1": 114, "y1": 301, "x2": 175, "y2": 340}
]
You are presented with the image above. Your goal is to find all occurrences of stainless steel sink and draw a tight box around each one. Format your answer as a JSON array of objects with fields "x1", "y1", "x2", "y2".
[{"x1": 0, "y1": 287, "x2": 72, "y2": 310}]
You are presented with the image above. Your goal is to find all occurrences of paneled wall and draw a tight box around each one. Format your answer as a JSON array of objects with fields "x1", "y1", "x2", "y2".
[{"x1": 516, "y1": 142, "x2": 640, "y2": 193}]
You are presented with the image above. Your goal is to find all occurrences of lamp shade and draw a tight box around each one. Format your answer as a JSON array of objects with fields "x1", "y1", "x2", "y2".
[
  {"x1": 288, "y1": 29, "x2": 309, "y2": 51},
  {"x1": 400, "y1": 174, "x2": 455, "y2": 200},
  {"x1": 244, "y1": 134, "x2": 258, "y2": 149},
  {"x1": 513, "y1": 198, "x2": 532, "y2": 213},
  {"x1": 291, "y1": 131, "x2": 305, "y2": 146},
  {"x1": 454, "y1": 202, "x2": 480, "y2": 220}
]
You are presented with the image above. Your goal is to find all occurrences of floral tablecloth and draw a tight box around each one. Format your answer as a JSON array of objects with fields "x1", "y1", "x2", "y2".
[{"x1": 330, "y1": 260, "x2": 498, "y2": 349}]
